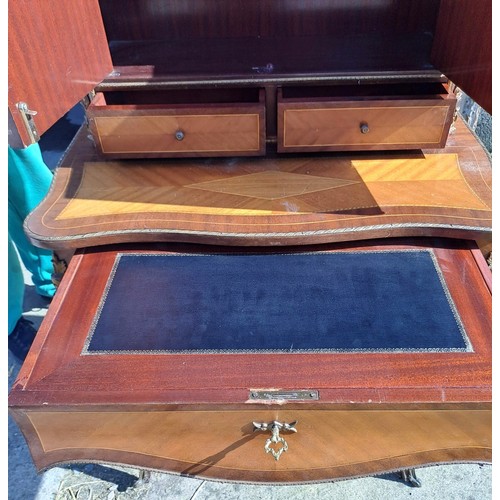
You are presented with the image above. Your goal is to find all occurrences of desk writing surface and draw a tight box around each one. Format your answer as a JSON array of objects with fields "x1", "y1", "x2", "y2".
[
  {"x1": 84, "y1": 250, "x2": 470, "y2": 354},
  {"x1": 11, "y1": 238, "x2": 491, "y2": 406}
]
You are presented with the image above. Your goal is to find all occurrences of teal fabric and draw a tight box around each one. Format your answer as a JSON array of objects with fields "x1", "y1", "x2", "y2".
[
  {"x1": 8, "y1": 143, "x2": 56, "y2": 334},
  {"x1": 8, "y1": 237, "x2": 25, "y2": 334}
]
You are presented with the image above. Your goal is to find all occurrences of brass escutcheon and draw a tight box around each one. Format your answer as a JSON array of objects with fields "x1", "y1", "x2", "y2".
[{"x1": 252, "y1": 420, "x2": 298, "y2": 461}]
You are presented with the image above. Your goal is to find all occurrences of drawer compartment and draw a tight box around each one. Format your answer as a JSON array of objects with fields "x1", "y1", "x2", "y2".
[
  {"x1": 277, "y1": 84, "x2": 455, "y2": 152},
  {"x1": 14, "y1": 407, "x2": 490, "y2": 483},
  {"x1": 23, "y1": 121, "x2": 492, "y2": 251},
  {"x1": 87, "y1": 88, "x2": 266, "y2": 158}
]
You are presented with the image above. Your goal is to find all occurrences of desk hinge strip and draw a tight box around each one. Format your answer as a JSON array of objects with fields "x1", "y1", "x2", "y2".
[{"x1": 16, "y1": 102, "x2": 40, "y2": 144}]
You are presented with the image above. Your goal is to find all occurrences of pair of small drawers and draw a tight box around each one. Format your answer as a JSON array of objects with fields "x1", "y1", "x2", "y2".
[{"x1": 86, "y1": 85, "x2": 455, "y2": 158}]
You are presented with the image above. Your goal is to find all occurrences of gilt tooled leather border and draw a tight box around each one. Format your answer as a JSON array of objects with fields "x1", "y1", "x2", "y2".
[{"x1": 81, "y1": 249, "x2": 471, "y2": 356}]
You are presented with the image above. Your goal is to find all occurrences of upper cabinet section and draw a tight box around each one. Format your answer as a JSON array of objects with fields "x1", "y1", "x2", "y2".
[
  {"x1": 9, "y1": 1, "x2": 491, "y2": 148},
  {"x1": 8, "y1": 0, "x2": 113, "y2": 147},
  {"x1": 98, "y1": 0, "x2": 442, "y2": 83}
]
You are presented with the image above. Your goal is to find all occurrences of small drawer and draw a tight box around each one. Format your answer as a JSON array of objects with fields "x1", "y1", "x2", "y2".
[
  {"x1": 277, "y1": 85, "x2": 456, "y2": 152},
  {"x1": 87, "y1": 89, "x2": 266, "y2": 158}
]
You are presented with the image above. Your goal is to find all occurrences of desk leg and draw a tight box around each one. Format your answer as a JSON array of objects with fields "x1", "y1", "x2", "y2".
[
  {"x1": 400, "y1": 469, "x2": 422, "y2": 487},
  {"x1": 135, "y1": 469, "x2": 151, "y2": 486}
]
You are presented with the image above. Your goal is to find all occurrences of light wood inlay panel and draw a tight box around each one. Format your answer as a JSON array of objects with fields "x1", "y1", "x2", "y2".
[
  {"x1": 283, "y1": 105, "x2": 449, "y2": 148},
  {"x1": 25, "y1": 408, "x2": 491, "y2": 481},
  {"x1": 352, "y1": 155, "x2": 465, "y2": 181},
  {"x1": 86, "y1": 91, "x2": 266, "y2": 158},
  {"x1": 187, "y1": 170, "x2": 359, "y2": 200},
  {"x1": 54, "y1": 153, "x2": 487, "y2": 221}
]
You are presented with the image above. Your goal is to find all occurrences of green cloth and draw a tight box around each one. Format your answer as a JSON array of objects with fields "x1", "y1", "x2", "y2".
[{"x1": 8, "y1": 143, "x2": 56, "y2": 334}]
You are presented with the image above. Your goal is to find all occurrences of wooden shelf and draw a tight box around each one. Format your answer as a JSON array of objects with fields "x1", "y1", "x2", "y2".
[{"x1": 104, "y1": 33, "x2": 438, "y2": 85}]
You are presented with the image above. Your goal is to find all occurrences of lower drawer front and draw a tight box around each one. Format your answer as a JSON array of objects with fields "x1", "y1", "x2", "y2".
[
  {"x1": 279, "y1": 100, "x2": 454, "y2": 152},
  {"x1": 22, "y1": 408, "x2": 491, "y2": 483}
]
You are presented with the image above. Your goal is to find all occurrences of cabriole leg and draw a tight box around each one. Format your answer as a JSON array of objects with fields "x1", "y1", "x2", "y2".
[{"x1": 400, "y1": 468, "x2": 422, "y2": 487}]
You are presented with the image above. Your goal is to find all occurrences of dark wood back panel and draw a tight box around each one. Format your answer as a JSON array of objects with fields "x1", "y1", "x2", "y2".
[
  {"x1": 98, "y1": 0, "x2": 441, "y2": 77},
  {"x1": 98, "y1": 0, "x2": 440, "y2": 40},
  {"x1": 431, "y1": 0, "x2": 492, "y2": 114}
]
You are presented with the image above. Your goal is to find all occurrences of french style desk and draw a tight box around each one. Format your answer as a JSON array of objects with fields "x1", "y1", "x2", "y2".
[{"x1": 8, "y1": 0, "x2": 491, "y2": 485}]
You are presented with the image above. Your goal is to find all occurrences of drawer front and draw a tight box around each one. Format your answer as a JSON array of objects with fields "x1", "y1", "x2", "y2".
[
  {"x1": 20, "y1": 407, "x2": 491, "y2": 482},
  {"x1": 87, "y1": 93, "x2": 265, "y2": 158},
  {"x1": 91, "y1": 112, "x2": 263, "y2": 157},
  {"x1": 278, "y1": 99, "x2": 455, "y2": 152}
]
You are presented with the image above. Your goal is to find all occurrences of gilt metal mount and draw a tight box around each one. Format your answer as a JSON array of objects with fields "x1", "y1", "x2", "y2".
[{"x1": 253, "y1": 420, "x2": 298, "y2": 461}]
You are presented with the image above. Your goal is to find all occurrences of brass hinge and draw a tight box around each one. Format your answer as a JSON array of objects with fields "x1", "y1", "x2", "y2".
[{"x1": 16, "y1": 102, "x2": 40, "y2": 144}]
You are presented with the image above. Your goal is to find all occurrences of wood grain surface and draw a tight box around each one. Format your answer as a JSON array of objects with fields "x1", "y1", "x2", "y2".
[
  {"x1": 24, "y1": 118, "x2": 491, "y2": 250},
  {"x1": 8, "y1": 0, "x2": 112, "y2": 146},
  {"x1": 278, "y1": 98, "x2": 455, "y2": 151},
  {"x1": 87, "y1": 91, "x2": 265, "y2": 157},
  {"x1": 99, "y1": 0, "x2": 439, "y2": 78},
  {"x1": 431, "y1": 0, "x2": 491, "y2": 114},
  {"x1": 9, "y1": 238, "x2": 491, "y2": 406},
  {"x1": 13, "y1": 407, "x2": 491, "y2": 481},
  {"x1": 9, "y1": 0, "x2": 491, "y2": 484},
  {"x1": 99, "y1": 0, "x2": 440, "y2": 41},
  {"x1": 8, "y1": 238, "x2": 491, "y2": 481}
]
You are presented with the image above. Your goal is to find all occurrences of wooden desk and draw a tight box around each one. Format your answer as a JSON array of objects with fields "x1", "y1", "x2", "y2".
[
  {"x1": 24, "y1": 118, "x2": 491, "y2": 250},
  {"x1": 8, "y1": 0, "x2": 491, "y2": 485}
]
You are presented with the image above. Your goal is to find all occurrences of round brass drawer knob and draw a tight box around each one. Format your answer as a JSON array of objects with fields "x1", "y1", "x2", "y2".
[
  {"x1": 175, "y1": 130, "x2": 185, "y2": 141},
  {"x1": 360, "y1": 123, "x2": 370, "y2": 134}
]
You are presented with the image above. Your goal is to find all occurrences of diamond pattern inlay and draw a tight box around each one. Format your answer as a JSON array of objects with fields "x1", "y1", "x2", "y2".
[{"x1": 187, "y1": 170, "x2": 359, "y2": 200}]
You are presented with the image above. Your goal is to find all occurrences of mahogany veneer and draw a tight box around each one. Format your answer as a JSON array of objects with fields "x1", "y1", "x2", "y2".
[
  {"x1": 8, "y1": 0, "x2": 112, "y2": 146},
  {"x1": 11, "y1": 408, "x2": 491, "y2": 482},
  {"x1": 431, "y1": 0, "x2": 492, "y2": 114}
]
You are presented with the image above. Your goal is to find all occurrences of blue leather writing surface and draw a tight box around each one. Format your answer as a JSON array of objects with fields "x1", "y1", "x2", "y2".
[{"x1": 84, "y1": 250, "x2": 470, "y2": 354}]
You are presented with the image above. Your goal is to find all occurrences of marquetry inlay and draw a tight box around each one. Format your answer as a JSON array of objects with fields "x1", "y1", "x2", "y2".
[
  {"x1": 187, "y1": 170, "x2": 359, "y2": 200},
  {"x1": 54, "y1": 153, "x2": 490, "y2": 221},
  {"x1": 282, "y1": 105, "x2": 450, "y2": 147},
  {"x1": 94, "y1": 113, "x2": 261, "y2": 153}
]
